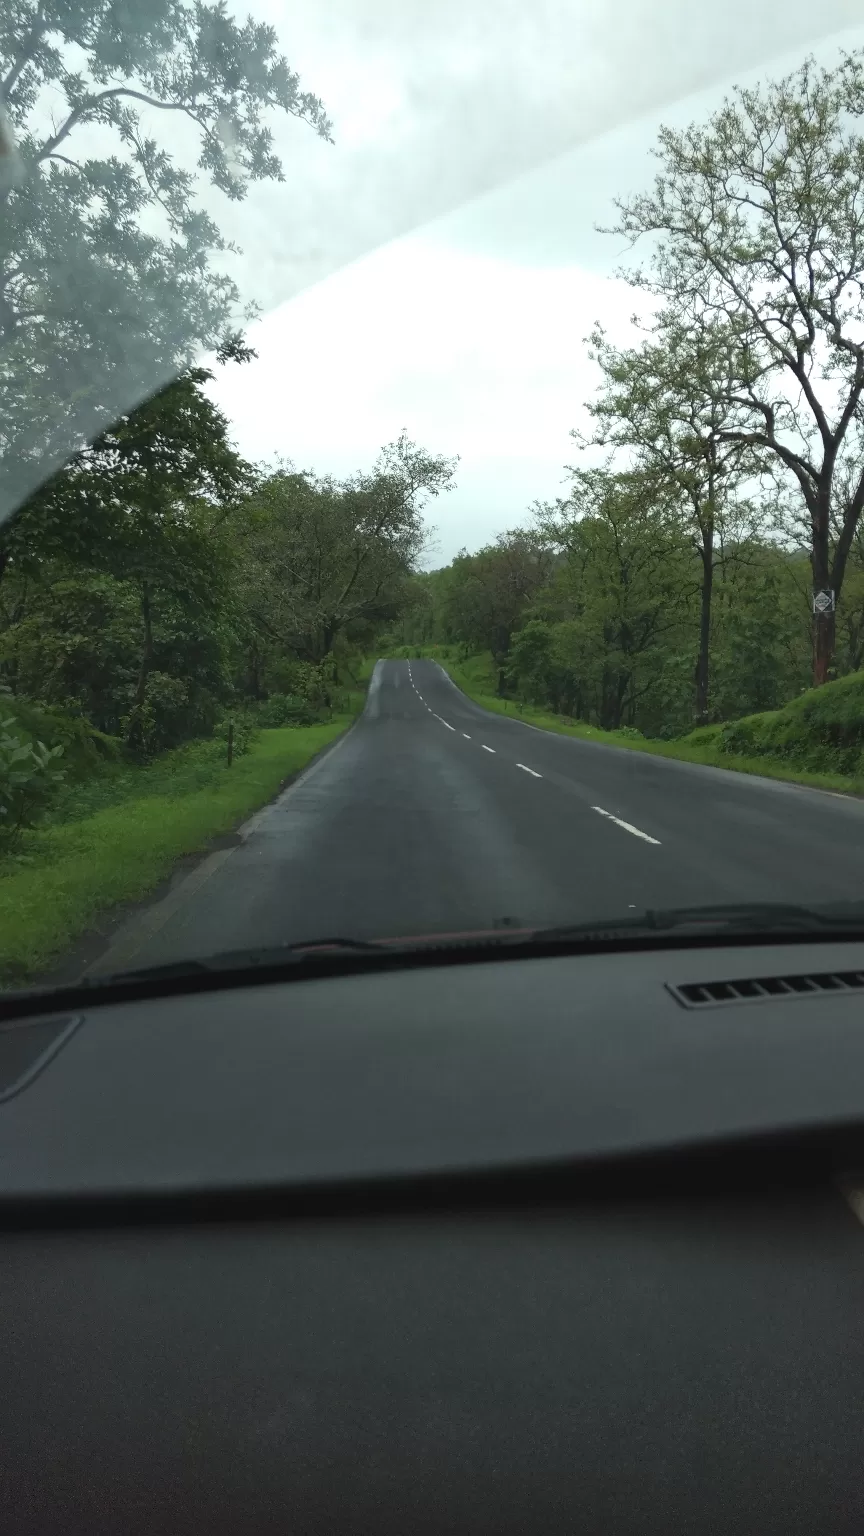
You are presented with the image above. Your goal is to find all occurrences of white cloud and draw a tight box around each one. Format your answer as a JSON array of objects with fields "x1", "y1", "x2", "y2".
[
  {"x1": 223, "y1": 2, "x2": 864, "y2": 312},
  {"x1": 209, "y1": 12, "x2": 864, "y2": 562},
  {"x1": 210, "y1": 240, "x2": 645, "y2": 559}
]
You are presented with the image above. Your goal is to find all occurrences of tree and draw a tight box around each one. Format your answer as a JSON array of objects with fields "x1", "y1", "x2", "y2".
[
  {"x1": 2, "y1": 363, "x2": 254, "y2": 748},
  {"x1": 537, "y1": 470, "x2": 694, "y2": 731},
  {"x1": 610, "y1": 51, "x2": 864, "y2": 685},
  {"x1": 82, "y1": 366, "x2": 253, "y2": 746},
  {"x1": 1, "y1": 358, "x2": 254, "y2": 578},
  {"x1": 0, "y1": 0, "x2": 331, "y2": 517},
  {"x1": 241, "y1": 434, "x2": 457, "y2": 666},
  {"x1": 709, "y1": 539, "x2": 811, "y2": 718},
  {"x1": 507, "y1": 619, "x2": 582, "y2": 715},
  {"x1": 581, "y1": 316, "x2": 761, "y2": 721},
  {"x1": 437, "y1": 531, "x2": 553, "y2": 687}
]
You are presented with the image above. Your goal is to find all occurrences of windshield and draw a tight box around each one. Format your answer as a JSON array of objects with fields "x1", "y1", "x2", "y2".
[{"x1": 4, "y1": 0, "x2": 864, "y2": 988}]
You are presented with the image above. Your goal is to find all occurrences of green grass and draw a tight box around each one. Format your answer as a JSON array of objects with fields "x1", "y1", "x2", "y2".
[
  {"x1": 395, "y1": 645, "x2": 864, "y2": 798},
  {"x1": 0, "y1": 716, "x2": 356, "y2": 985},
  {"x1": 353, "y1": 656, "x2": 379, "y2": 686}
]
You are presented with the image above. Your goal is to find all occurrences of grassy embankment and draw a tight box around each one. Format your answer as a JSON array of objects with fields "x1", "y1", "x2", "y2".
[
  {"x1": 387, "y1": 644, "x2": 864, "y2": 797},
  {"x1": 0, "y1": 690, "x2": 365, "y2": 985}
]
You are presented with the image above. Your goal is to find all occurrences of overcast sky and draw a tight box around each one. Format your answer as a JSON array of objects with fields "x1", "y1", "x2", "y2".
[{"x1": 207, "y1": 5, "x2": 864, "y2": 564}]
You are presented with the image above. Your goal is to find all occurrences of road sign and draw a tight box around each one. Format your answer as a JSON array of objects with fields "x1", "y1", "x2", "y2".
[{"x1": 812, "y1": 589, "x2": 835, "y2": 614}]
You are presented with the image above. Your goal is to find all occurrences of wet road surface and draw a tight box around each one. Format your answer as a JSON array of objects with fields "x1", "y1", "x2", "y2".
[{"x1": 92, "y1": 658, "x2": 864, "y2": 971}]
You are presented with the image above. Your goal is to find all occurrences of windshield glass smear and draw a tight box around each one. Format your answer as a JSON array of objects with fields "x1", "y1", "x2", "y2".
[{"x1": 3, "y1": 1, "x2": 864, "y2": 989}]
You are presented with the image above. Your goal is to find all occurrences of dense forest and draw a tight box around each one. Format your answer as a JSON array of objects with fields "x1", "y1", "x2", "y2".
[
  {"x1": 392, "y1": 487, "x2": 864, "y2": 739},
  {"x1": 0, "y1": 371, "x2": 455, "y2": 755},
  {"x1": 391, "y1": 504, "x2": 816, "y2": 738}
]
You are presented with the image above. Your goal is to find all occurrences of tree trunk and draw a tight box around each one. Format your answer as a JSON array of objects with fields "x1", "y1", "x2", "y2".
[
  {"x1": 813, "y1": 609, "x2": 836, "y2": 687},
  {"x1": 246, "y1": 640, "x2": 262, "y2": 700},
  {"x1": 811, "y1": 488, "x2": 833, "y2": 687},
  {"x1": 127, "y1": 580, "x2": 154, "y2": 749},
  {"x1": 135, "y1": 581, "x2": 154, "y2": 708},
  {"x1": 613, "y1": 671, "x2": 629, "y2": 731},
  {"x1": 695, "y1": 532, "x2": 714, "y2": 724}
]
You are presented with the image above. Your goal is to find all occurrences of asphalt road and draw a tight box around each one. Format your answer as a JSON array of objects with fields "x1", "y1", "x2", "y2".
[{"x1": 96, "y1": 658, "x2": 864, "y2": 972}]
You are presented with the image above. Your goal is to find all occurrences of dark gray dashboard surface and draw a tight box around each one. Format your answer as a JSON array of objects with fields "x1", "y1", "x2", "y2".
[
  {"x1": 5, "y1": 945, "x2": 864, "y2": 1534},
  {"x1": 4, "y1": 1192, "x2": 864, "y2": 1535},
  {"x1": 2, "y1": 940, "x2": 864, "y2": 1197}
]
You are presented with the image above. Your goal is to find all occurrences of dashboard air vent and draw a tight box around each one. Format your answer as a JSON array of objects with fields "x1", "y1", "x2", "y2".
[{"x1": 668, "y1": 971, "x2": 864, "y2": 1009}]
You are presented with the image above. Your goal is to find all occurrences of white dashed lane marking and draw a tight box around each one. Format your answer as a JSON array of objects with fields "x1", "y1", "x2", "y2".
[
  {"x1": 591, "y1": 806, "x2": 661, "y2": 845},
  {"x1": 403, "y1": 662, "x2": 661, "y2": 848}
]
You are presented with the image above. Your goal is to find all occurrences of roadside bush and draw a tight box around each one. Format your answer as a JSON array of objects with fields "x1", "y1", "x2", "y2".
[
  {"x1": 0, "y1": 711, "x2": 65, "y2": 842},
  {"x1": 4, "y1": 696, "x2": 120, "y2": 770},
  {"x1": 124, "y1": 672, "x2": 221, "y2": 759},
  {"x1": 679, "y1": 724, "x2": 724, "y2": 747},
  {"x1": 716, "y1": 672, "x2": 864, "y2": 773},
  {"x1": 257, "y1": 693, "x2": 323, "y2": 728},
  {"x1": 214, "y1": 712, "x2": 258, "y2": 758},
  {"x1": 259, "y1": 657, "x2": 336, "y2": 713}
]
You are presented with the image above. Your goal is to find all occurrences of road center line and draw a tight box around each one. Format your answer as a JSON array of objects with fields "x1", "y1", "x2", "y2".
[
  {"x1": 591, "y1": 806, "x2": 661, "y2": 845},
  {"x1": 482, "y1": 744, "x2": 495, "y2": 753},
  {"x1": 435, "y1": 715, "x2": 456, "y2": 731},
  {"x1": 463, "y1": 733, "x2": 471, "y2": 739},
  {"x1": 516, "y1": 763, "x2": 542, "y2": 778}
]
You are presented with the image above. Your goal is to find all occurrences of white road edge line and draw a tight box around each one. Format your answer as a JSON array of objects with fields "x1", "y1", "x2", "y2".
[
  {"x1": 516, "y1": 763, "x2": 542, "y2": 778},
  {"x1": 591, "y1": 805, "x2": 661, "y2": 845},
  {"x1": 482, "y1": 744, "x2": 495, "y2": 753}
]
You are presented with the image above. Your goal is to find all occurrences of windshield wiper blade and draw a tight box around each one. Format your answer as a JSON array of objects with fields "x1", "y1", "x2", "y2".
[
  {"x1": 9, "y1": 904, "x2": 864, "y2": 1021},
  {"x1": 89, "y1": 905, "x2": 864, "y2": 987},
  {"x1": 105, "y1": 937, "x2": 386, "y2": 986},
  {"x1": 538, "y1": 901, "x2": 864, "y2": 943}
]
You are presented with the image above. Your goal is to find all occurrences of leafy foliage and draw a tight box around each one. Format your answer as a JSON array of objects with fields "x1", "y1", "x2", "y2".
[
  {"x1": 237, "y1": 433, "x2": 456, "y2": 669},
  {"x1": 716, "y1": 672, "x2": 864, "y2": 775},
  {"x1": 395, "y1": 463, "x2": 816, "y2": 738},
  {"x1": 213, "y1": 710, "x2": 257, "y2": 757},
  {"x1": 0, "y1": 700, "x2": 64, "y2": 840},
  {"x1": 1, "y1": 364, "x2": 253, "y2": 756},
  {"x1": 609, "y1": 51, "x2": 864, "y2": 683},
  {"x1": 580, "y1": 318, "x2": 764, "y2": 720},
  {"x1": 0, "y1": 364, "x2": 451, "y2": 818},
  {"x1": 255, "y1": 694, "x2": 322, "y2": 728},
  {"x1": 0, "y1": 0, "x2": 331, "y2": 514}
]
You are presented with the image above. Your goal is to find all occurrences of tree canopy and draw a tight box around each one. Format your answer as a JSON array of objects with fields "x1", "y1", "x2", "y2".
[
  {"x1": 238, "y1": 434, "x2": 456, "y2": 667},
  {"x1": 609, "y1": 52, "x2": 864, "y2": 684},
  {"x1": 0, "y1": 374, "x2": 454, "y2": 755},
  {"x1": 0, "y1": 0, "x2": 331, "y2": 516}
]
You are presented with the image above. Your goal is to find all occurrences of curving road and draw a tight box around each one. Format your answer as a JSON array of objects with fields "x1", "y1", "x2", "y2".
[{"x1": 94, "y1": 658, "x2": 864, "y2": 972}]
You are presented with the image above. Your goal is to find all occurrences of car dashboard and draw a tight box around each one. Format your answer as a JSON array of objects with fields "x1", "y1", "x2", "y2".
[{"x1": 3, "y1": 938, "x2": 864, "y2": 1534}]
